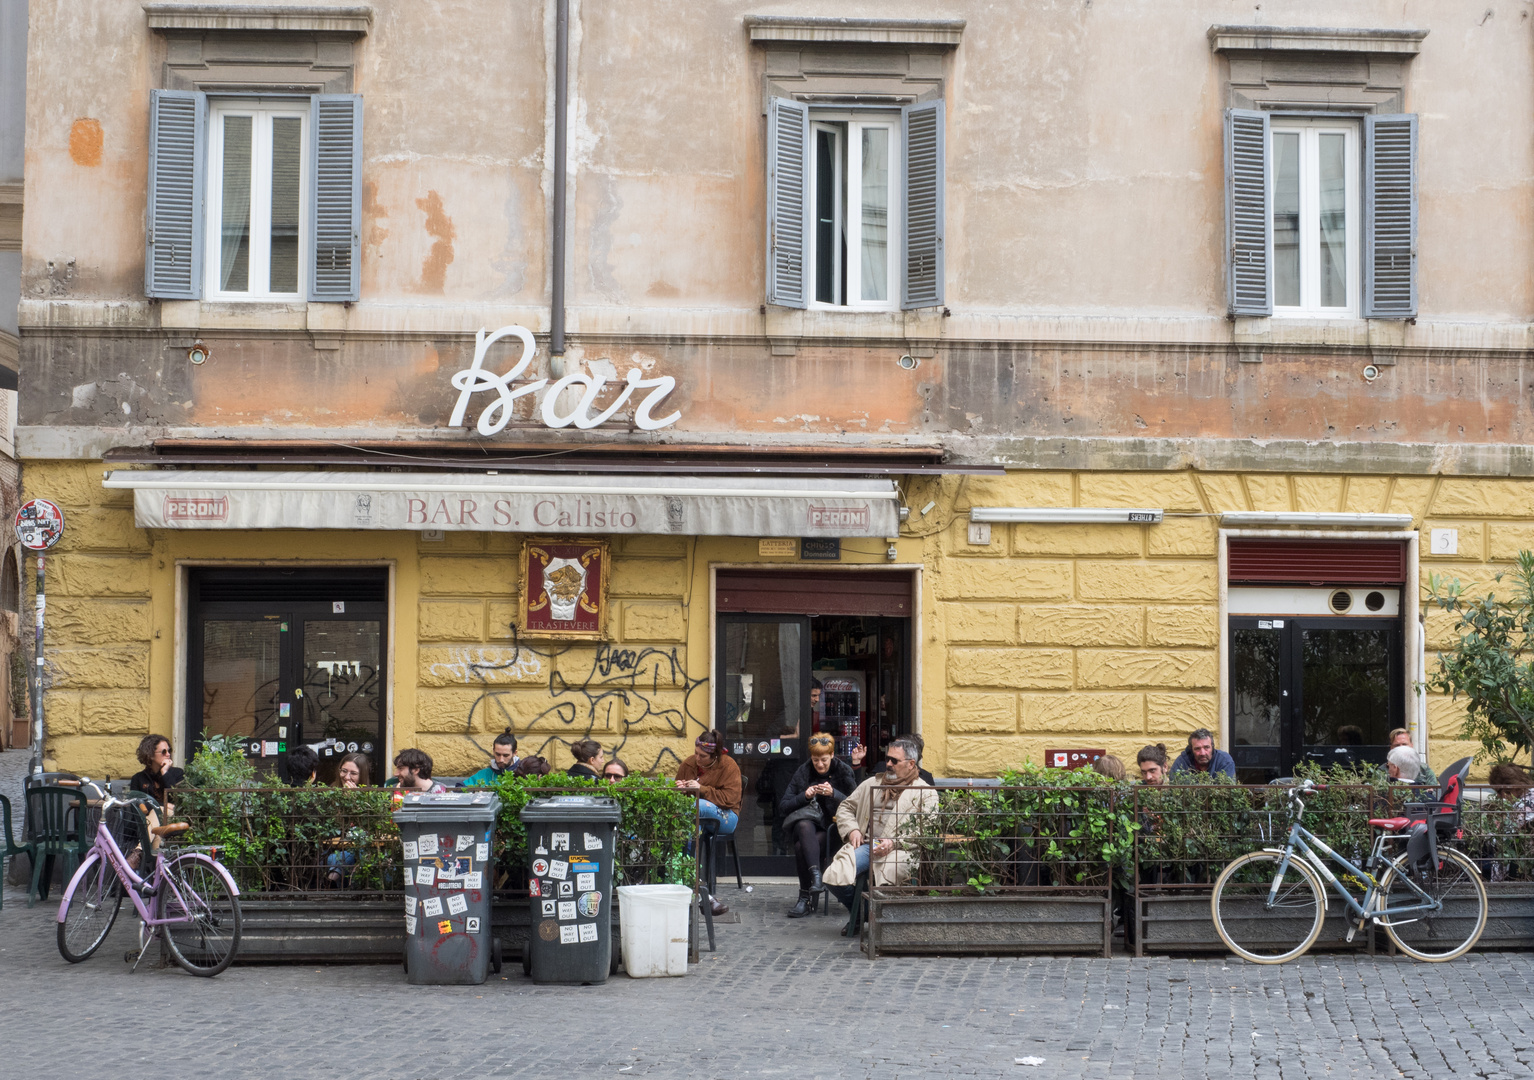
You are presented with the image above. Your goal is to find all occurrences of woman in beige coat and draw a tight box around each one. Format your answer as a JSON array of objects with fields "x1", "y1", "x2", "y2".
[{"x1": 825, "y1": 737, "x2": 937, "y2": 907}]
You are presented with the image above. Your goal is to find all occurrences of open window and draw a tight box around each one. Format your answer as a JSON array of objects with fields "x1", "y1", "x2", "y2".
[
  {"x1": 768, "y1": 98, "x2": 944, "y2": 311},
  {"x1": 146, "y1": 90, "x2": 362, "y2": 302}
]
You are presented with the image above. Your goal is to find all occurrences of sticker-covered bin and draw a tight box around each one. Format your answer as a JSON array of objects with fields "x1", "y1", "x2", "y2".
[
  {"x1": 392, "y1": 791, "x2": 501, "y2": 985},
  {"x1": 520, "y1": 796, "x2": 622, "y2": 985}
]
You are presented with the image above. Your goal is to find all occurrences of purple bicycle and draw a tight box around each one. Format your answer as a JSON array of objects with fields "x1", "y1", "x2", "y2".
[{"x1": 54, "y1": 782, "x2": 242, "y2": 976}]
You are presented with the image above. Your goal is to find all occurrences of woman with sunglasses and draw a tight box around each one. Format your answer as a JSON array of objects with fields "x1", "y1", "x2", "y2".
[
  {"x1": 777, "y1": 733, "x2": 858, "y2": 918},
  {"x1": 129, "y1": 734, "x2": 184, "y2": 813},
  {"x1": 602, "y1": 757, "x2": 630, "y2": 782}
]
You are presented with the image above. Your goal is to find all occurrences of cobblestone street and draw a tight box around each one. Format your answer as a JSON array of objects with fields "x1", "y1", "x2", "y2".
[{"x1": 3, "y1": 755, "x2": 1534, "y2": 1079}]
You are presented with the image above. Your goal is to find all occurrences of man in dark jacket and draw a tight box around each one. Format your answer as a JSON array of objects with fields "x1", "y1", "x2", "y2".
[{"x1": 1168, "y1": 728, "x2": 1236, "y2": 780}]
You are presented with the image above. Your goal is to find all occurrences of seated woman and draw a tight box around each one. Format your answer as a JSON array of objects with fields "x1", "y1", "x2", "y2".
[
  {"x1": 567, "y1": 739, "x2": 605, "y2": 779},
  {"x1": 514, "y1": 755, "x2": 553, "y2": 778},
  {"x1": 602, "y1": 757, "x2": 630, "y2": 782},
  {"x1": 778, "y1": 733, "x2": 857, "y2": 918},
  {"x1": 325, "y1": 752, "x2": 374, "y2": 887}
]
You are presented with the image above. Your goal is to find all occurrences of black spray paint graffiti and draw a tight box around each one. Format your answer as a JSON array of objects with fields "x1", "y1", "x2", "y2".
[{"x1": 447, "y1": 626, "x2": 710, "y2": 774}]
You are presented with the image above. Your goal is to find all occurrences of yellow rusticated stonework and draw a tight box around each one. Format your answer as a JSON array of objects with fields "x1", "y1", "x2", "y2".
[{"x1": 20, "y1": 462, "x2": 1518, "y2": 780}]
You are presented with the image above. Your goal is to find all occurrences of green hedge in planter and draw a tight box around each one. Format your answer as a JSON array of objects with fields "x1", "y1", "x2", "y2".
[{"x1": 477, "y1": 773, "x2": 697, "y2": 888}]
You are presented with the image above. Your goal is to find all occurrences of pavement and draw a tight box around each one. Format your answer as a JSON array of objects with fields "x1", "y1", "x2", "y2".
[{"x1": 4, "y1": 744, "x2": 1534, "y2": 1078}]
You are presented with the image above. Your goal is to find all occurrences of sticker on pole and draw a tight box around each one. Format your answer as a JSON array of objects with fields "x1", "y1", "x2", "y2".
[{"x1": 15, "y1": 500, "x2": 63, "y2": 551}]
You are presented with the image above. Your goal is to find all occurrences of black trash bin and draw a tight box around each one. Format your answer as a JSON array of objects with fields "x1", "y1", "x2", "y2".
[
  {"x1": 520, "y1": 796, "x2": 622, "y2": 984},
  {"x1": 392, "y1": 791, "x2": 502, "y2": 985}
]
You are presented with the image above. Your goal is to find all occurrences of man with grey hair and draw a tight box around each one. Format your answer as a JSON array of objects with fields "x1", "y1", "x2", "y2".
[
  {"x1": 824, "y1": 737, "x2": 937, "y2": 911},
  {"x1": 1387, "y1": 744, "x2": 1422, "y2": 783}
]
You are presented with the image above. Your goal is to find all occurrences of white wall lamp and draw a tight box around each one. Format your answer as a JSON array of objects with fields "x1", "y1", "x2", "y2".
[
  {"x1": 1219, "y1": 512, "x2": 1414, "y2": 528},
  {"x1": 969, "y1": 507, "x2": 1165, "y2": 525}
]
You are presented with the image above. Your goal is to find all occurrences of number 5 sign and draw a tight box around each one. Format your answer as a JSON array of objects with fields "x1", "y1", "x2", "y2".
[{"x1": 16, "y1": 499, "x2": 64, "y2": 551}]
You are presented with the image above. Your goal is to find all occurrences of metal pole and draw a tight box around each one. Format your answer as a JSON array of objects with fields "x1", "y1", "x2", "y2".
[
  {"x1": 550, "y1": 0, "x2": 569, "y2": 357},
  {"x1": 28, "y1": 552, "x2": 43, "y2": 775}
]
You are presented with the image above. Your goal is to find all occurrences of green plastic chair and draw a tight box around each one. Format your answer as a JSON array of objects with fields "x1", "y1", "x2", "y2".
[
  {"x1": 21, "y1": 785, "x2": 89, "y2": 907},
  {"x1": 0, "y1": 794, "x2": 32, "y2": 912}
]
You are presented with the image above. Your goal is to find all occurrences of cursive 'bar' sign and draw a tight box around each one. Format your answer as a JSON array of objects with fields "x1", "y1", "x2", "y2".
[{"x1": 448, "y1": 325, "x2": 682, "y2": 435}]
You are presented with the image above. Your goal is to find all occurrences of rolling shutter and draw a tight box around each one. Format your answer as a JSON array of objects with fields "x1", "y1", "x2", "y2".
[
  {"x1": 307, "y1": 94, "x2": 363, "y2": 302},
  {"x1": 1364, "y1": 113, "x2": 1417, "y2": 319},
  {"x1": 716, "y1": 570, "x2": 912, "y2": 617},
  {"x1": 1225, "y1": 108, "x2": 1271, "y2": 316},
  {"x1": 901, "y1": 100, "x2": 945, "y2": 309},
  {"x1": 145, "y1": 89, "x2": 206, "y2": 299},
  {"x1": 1228, "y1": 540, "x2": 1407, "y2": 585},
  {"x1": 765, "y1": 97, "x2": 810, "y2": 308}
]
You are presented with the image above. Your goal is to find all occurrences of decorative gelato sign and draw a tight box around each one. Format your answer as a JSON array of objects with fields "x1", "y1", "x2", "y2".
[
  {"x1": 448, "y1": 325, "x2": 681, "y2": 435},
  {"x1": 521, "y1": 540, "x2": 608, "y2": 639}
]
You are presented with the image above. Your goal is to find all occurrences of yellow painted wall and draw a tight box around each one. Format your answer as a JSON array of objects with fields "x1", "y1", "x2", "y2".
[{"x1": 23, "y1": 460, "x2": 1529, "y2": 782}]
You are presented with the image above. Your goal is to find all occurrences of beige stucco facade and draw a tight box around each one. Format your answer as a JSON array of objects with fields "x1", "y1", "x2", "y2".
[{"x1": 17, "y1": 2, "x2": 1534, "y2": 784}]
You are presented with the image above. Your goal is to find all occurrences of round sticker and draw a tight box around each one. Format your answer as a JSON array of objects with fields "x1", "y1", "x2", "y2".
[
  {"x1": 537, "y1": 919, "x2": 560, "y2": 941},
  {"x1": 15, "y1": 499, "x2": 64, "y2": 551},
  {"x1": 783, "y1": 746, "x2": 792, "y2": 756},
  {"x1": 757, "y1": 741, "x2": 770, "y2": 754},
  {"x1": 532, "y1": 858, "x2": 549, "y2": 877},
  {"x1": 347, "y1": 741, "x2": 359, "y2": 753},
  {"x1": 361, "y1": 742, "x2": 373, "y2": 753}
]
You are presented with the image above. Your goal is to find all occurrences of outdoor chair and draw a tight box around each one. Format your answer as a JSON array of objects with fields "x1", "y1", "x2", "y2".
[
  {"x1": 20, "y1": 785, "x2": 89, "y2": 907},
  {"x1": 0, "y1": 793, "x2": 32, "y2": 912}
]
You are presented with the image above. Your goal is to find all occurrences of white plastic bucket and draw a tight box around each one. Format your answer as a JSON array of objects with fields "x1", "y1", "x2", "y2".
[{"x1": 616, "y1": 884, "x2": 692, "y2": 978}]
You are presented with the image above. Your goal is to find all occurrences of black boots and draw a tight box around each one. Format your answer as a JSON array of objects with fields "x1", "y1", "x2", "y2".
[
  {"x1": 786, "y1": 890, "x2": 814, "y2": 918},
  {"x1": 809, "y1": 865, "x2": 824, "y2": 893}
]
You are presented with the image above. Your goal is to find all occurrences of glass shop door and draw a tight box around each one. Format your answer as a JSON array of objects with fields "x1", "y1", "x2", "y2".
[
  {"x1": 187, "y1": 569, "x2": 388, "y2": 785},
  {"x1": 715, "y1": 614, "x2": 811, "y2": 875}
]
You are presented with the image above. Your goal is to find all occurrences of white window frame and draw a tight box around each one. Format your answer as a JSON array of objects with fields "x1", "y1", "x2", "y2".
[
  {"x1": 808, "y1": 110, "x2": 901, "y2": 313},
  {"x1": 1270, "y1": 119, "x2": 1361, "y2": 318},
  {"x1": 205, "y1": 98, "x2": 310, "y2": 301}
]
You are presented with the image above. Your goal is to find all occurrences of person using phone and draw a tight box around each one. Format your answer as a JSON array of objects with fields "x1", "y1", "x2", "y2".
[{"x1": 777, "y1": 733, "x2": 858, "y2": 918}]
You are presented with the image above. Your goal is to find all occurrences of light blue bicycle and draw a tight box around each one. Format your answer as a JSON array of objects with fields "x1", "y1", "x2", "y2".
[{"x1": 1211, "y1": 760, "x2": 1487, "y2": 964}]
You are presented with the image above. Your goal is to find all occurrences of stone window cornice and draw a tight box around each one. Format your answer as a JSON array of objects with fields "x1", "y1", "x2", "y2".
[
  {"x1": 745, "y1": 16, "x2": 964, "y2": 49},
  {"x1": 1208, "y1": 25, "x2": 1426, "y2": 57}
]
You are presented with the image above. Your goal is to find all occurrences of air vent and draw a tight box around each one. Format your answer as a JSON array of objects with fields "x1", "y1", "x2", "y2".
[
  {"x1": 1329, "y1": 589, "x2": 1353, "y2": 613},
  {"x1": 1364, "y1": 590, "x2": 1386, "y2": 612}
]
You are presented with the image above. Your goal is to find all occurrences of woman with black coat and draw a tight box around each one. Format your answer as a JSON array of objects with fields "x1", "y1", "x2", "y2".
[{"x1": 777, "y1": 733, "x2": 858, "y2": 918}]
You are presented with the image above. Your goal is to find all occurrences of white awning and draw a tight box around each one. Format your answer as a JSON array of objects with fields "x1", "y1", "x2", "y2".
[{"x1": 102, "y1": 470, "x2": 902, "y2": 537}]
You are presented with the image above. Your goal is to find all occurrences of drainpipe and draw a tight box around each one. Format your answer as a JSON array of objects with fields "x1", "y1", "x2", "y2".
[{"x1": 550, "y1": 0, "x2": 569, "y2": 366}]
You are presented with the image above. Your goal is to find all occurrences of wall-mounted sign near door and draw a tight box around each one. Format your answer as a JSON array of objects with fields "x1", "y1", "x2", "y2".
[
  {"x1": 799, "y1": 538, "x2": 841, "y2": 561},
  {"x1": 449, "y1": 325, "x2": 682, "y2": 436}
]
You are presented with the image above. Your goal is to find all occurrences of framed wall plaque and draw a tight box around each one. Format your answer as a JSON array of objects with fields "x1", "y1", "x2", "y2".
[{"x1": 520, "y1": 540, "x2": 608, "y2": 639}]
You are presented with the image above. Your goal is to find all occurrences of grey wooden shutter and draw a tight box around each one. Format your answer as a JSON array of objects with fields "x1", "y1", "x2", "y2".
[
  {"x1": 307, "y1": 94, "x2": 363, "y2": 302},
  {"x1": 145, "y1": 89, "x2": 206, "y2": 299},
  {"x1": 902, "y1": 100, "x2": 945, "y2": 309},
  {"x1": 1364, "y1": 113, "x2": 1417, "y2": 319},
  {"x1": 765, "y1": 97, "x2": 809, "y2": 308},
  {"x1": 1225, "y1": 108, "x2": 1271, "y2": 316}
]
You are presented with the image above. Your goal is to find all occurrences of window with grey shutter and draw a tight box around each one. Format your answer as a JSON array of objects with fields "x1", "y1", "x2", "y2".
[
  {"x1": 146, "y1": 89, "x2": 206, "y2": 299},
  {"x1": 901, "y1": 100, "x2": 944, "y2": 310},
  {"x1": 307, "y1": 94, "x2": 363, "y2": 302},
  {"x1": 766, "y1": 97, "x2": 810, "y2": 308},
  {"x1": 1225, "y1": 108, "x2": 1271, "y2": 316},
  {"x1": 1364, "y1": 114, "x2": 1417, "y2": 319}
]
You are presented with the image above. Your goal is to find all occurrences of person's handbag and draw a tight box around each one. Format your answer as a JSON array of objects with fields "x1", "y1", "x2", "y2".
[
  {"x1": 781, "y1": 799, "x2": 824, "y2": 829},
  {"x1": 822, "y1": 841, "x2": 860, "y2": 888}
]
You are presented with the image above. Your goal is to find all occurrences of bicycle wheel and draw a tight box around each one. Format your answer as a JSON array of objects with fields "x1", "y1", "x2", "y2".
[
  {"x1": 1377, "y1": 847, "x2": 1487, "y2": 962},
  {"x1": 158, "y1": 854, "x2": 242, "y2": 977},
  {"x1": 1211, "y1": 851, "x2": 1326, "y2": 964},
  {"x1": 57, "y1": 855, "x2": 123, "y2": 963}
]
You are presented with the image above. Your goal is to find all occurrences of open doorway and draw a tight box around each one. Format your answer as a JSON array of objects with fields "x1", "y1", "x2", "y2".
[{"x1": 715, "y1": 569, "x2": 914, "y2": 874}]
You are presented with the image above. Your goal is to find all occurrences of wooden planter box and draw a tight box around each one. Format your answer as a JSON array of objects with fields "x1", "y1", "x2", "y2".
[
  {"x1": 231, "y1": 895, "x2": 621, "y2": 965},
  {"x1": 867, "y1": 892, "x2": 1111, "y2": 958},
  {"x1": 1471, "y1": 882, "x2": 1534, "y2": 950},
  {"x1": 1134, "y1": 891, "x2": 1375, "y2": 956}
]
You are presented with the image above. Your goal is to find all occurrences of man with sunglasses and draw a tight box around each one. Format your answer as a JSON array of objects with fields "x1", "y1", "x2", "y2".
[{"x1": 825, "y1": 737, "x2": 936, "y2": 913}]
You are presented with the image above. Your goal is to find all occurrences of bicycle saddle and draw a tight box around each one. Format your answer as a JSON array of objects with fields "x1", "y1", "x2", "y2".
[{"x1": 149, "y1": 822, "x2": 191, "y2": 837}]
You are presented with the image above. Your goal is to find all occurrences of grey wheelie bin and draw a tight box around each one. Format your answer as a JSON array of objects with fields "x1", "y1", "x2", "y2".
[
  {"x1": 520, "y1": 795, "x2": 622, "y2": 984},
  {"x1": 393, "y1": 791, "x2": 502, "y2": 985}
]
